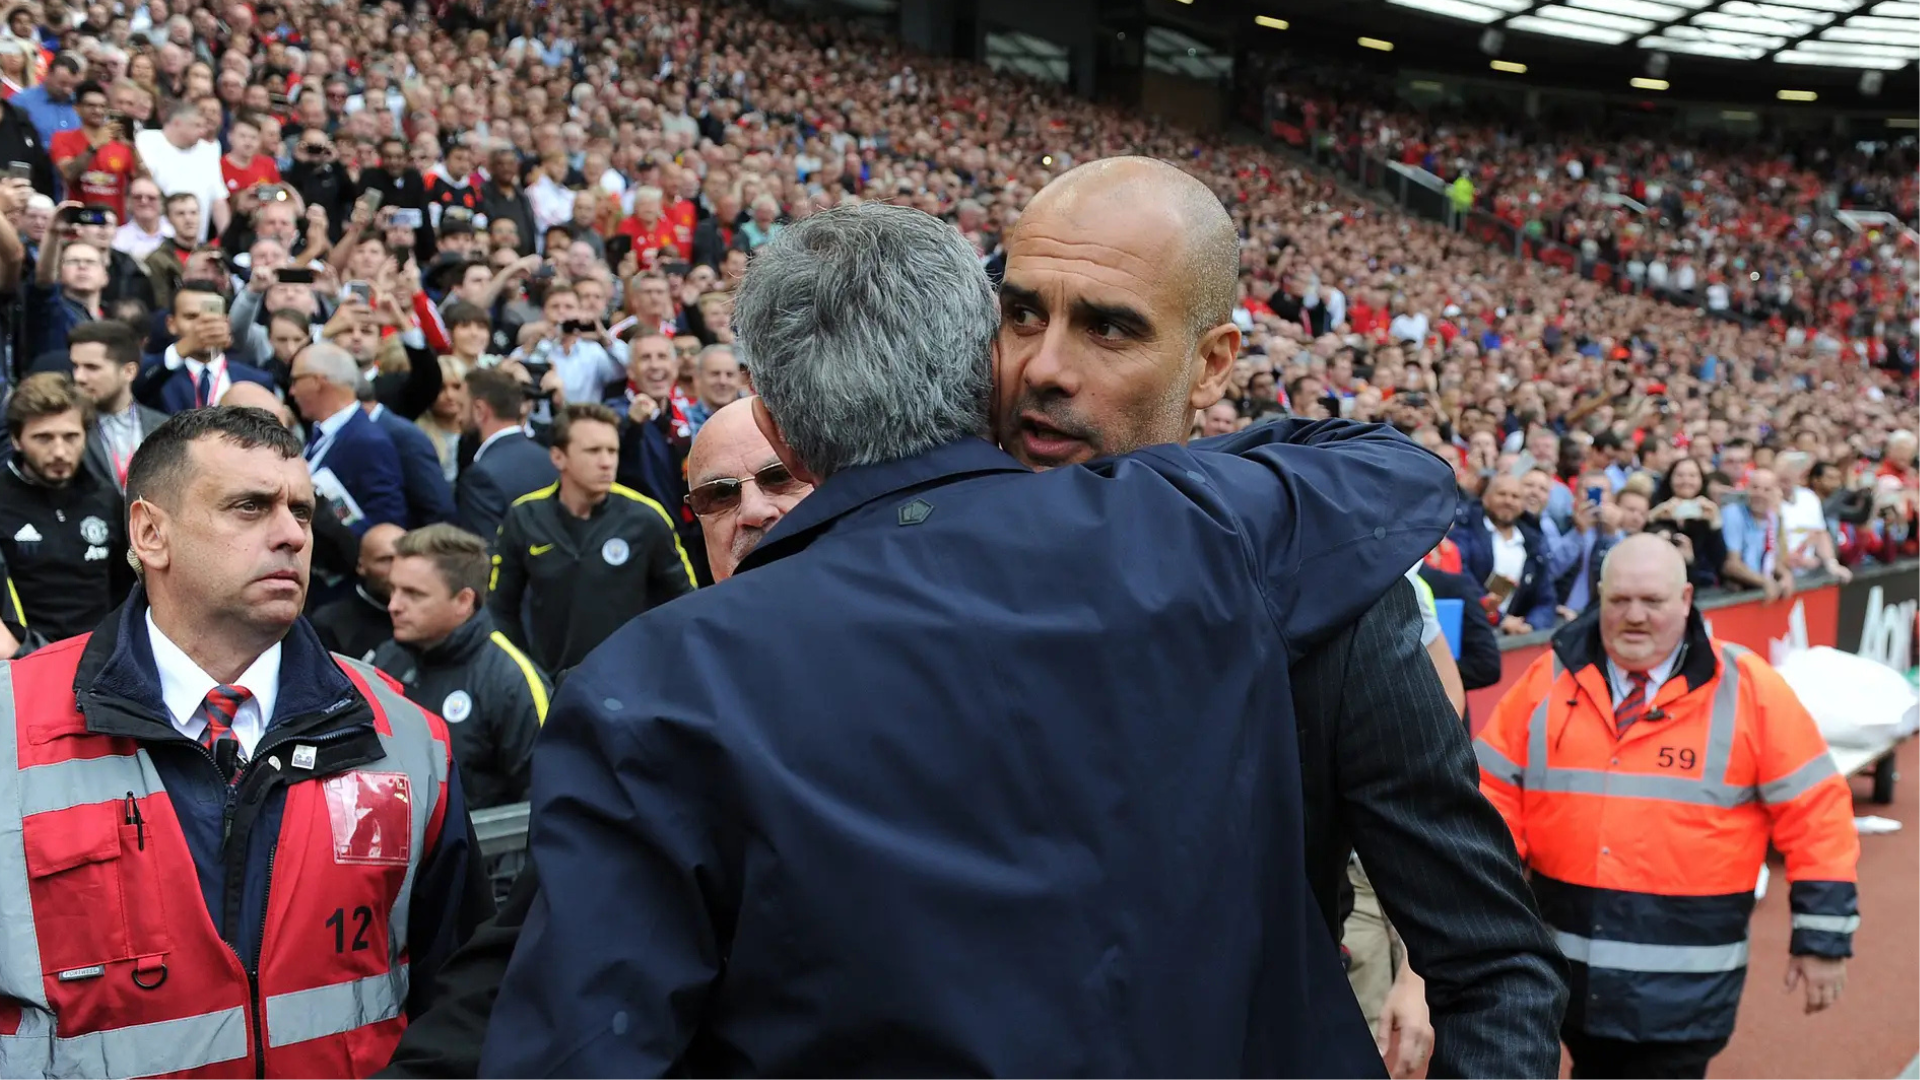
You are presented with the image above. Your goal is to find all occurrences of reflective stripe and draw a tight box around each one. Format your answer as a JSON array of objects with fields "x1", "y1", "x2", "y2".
[
  {"x1": 1791, "y1": 913, "x2": 1860, "y2": 934},
  {"x1": 265, "y1": 965, "x2": 408, "y2": 1048},
  {"x1": 0, "y1": 1005, "x2": 251, "y2": 1078},
  {"x1": 1534, "y1": 769, "x2": 1757, "y2": 807},
  {"x1": 5, "y1": 577, "x2": 23, "y2": 627},
  {"x1": 1523, "y1": 657, "x2": 1562, "y2": 792},
  {"x1": 1760, "y1": 754, "x2": 1840, "y2": 805},
  {"x1": 20, "y1": 751, "x2": 163, "y2": 817},
  {"x1": 489, "y1": 630, "x2": 550, "y2": 723},
  {"x1": 1553, "y1": 930, "x2": 1750, "y2": 973},
  {"x1": 1528, "y1": 646, "x2": 1755, "y2": 807},
  {"x1": 610, "y1": 483, "x2": 699, "y2": 588},
  {"x1": 0, "y1": 661, "x2": 48, "y2": 1011},
  {"x1": 1699, "y1": 645, "x2": 1743, "y2": 786},
  {"x1": 1475, "y1": 738, "x2": 1524, "y2": 787}
]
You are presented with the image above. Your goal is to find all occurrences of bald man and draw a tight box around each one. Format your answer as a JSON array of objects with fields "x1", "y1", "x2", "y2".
[
  {"x1": 995, "y1": 156, "x2": 1565, "y2": 1079},
  {"x1": 684, "y1": 399, "x2": 813, "y2": 581},
  {"x1": 1477, "y1": 533, "x2": 1857, "y2": 1078}
]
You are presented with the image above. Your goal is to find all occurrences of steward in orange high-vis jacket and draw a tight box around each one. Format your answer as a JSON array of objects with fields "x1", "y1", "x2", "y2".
[{"x1": 1476, "y1": 535, "x2": 1857, "y2": 1079}]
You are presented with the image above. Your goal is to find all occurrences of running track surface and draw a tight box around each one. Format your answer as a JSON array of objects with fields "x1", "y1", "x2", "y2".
[{"x1": 1545, "y1": 738, "x2": 1920, "y2": 1078}]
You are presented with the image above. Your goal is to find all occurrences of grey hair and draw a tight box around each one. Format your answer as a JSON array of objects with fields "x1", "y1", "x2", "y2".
[
  {"x1": 731, "y1": 202, "x2": 995, "y2": 479},
  {"x1": 303, "y1": 342, "x2": 364, "y2": 390}
]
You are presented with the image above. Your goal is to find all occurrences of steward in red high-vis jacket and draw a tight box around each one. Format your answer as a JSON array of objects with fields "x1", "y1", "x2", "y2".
[{"x1": 0, "y1": 406, "x2": 492, "y2": 1078}]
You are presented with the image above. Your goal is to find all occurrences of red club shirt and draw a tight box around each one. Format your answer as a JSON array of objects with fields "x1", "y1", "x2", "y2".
[
  {"x1": 48, "y1": 132, "x2": 135, "y2": 220},
  {"x1": 222, "y1": 153, "x2": 281, "y2": 196}
]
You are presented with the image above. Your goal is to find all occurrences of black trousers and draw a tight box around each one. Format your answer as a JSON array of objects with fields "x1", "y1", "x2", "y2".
[{"x1": 1563, "y1": 1030, "x2": 1729, "y2": 1079}]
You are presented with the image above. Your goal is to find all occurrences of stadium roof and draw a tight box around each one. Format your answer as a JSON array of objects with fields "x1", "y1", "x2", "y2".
[{"x1": 1384, "y1": 0, "x2": 1920, "y2": 68}]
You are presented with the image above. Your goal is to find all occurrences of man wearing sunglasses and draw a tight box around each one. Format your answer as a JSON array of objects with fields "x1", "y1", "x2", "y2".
[{"x1": 682, "y1": 398, "x2": 813, "y2": 581}]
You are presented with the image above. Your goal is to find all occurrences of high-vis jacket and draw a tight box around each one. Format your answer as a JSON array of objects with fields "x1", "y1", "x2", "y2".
[
  {"x1": 1476, "y1": 608, "x2": 1860, "y2": 1043},
  {"x1": 0, "y1": 592, "x2": 494, "y2": 1078}
]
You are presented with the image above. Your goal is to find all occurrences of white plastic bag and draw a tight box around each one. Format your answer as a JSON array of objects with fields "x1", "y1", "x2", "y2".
[{"x1": 1772, "y1": 646, "x2": 1919, "y2": 749}]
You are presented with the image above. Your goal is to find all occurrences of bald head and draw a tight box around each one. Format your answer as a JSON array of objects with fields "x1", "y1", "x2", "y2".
[
  {"x1": 1599, "y1": 533, "x2": 1693, "y2": 670},
  {"x1": 220, "y1": 380, "x2": 293, "y2": 427},
  {"x1": 1601, "y1": 533, "x2": 1688, "y2": 593},
  {"x1": 356, "y1": 521, "x2": 406, "y2": 601},
  {"x1": 1017, "y1": 156, "x2": 1238, "y2": 343},
  {"x1": 690, "y1": 399, "x2": 812, "y2": 581}
]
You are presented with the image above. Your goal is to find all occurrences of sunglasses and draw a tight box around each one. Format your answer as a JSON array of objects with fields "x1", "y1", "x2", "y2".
[{"x1": 685, "y1": 462, "x2": 805, "y2": 517}]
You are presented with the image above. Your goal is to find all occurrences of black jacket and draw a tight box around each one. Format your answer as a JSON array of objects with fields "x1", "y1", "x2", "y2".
[
  {"x1": 1420, "y1": 563, "x2": 1502, "y2": 693},
  {"x1": 373, "y1": 341, "x2": 447, "y2": 423},
  {"x1": 285, "y1": 159, "x2": 356, "y2": 241},
  {"x1": 487, "y1": 482, "x2": 697, "y2": 675},
  {"x1": 102, "y1": 247, "x2": 156, "y2": 310},
  {"x1": 309, "y1": 584, "x2": 393, "y2": 662},
  {"x1": 455, "y1": 430, "x2": 555, "y2": 544},
  {"x1": 0, "y1": 98, "x2": 55, "y2": 198},
  {"x1": 476, "y1": 182, "x2": 536, "y2": 256},
  {"x1": 372, "y1": 609, "x2": 548, "y2": 810},
  {"x1": 0, "y1": 459, "x2": 133, "y2": 641},
  {"x1": 1289, "y1": 580, "x2": 1568, "y2": 1077}
]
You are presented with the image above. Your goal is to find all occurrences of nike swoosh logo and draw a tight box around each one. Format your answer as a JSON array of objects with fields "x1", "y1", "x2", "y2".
[{"x1": 529, "y1": 544, "x2": 553, "y2": 556}]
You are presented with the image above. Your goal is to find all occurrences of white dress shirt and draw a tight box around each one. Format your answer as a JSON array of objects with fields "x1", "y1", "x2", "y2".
[
  {"x1": 147, "y1": 610, "x2": 281, "y2": 757},
  {"x1": 1607, "y1": 643, "x2": 1684, "y2": 710},
  {"x1": 1485, "y1": 517, "x2": 1529, "y2": 613}
]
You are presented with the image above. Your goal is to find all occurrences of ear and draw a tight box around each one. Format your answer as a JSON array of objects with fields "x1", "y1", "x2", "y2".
[
  {"x1": 456, "y1": 586, "x2": 478, "y2": 619},
  {"x1": 548, "y1": 444, "x2": 565, "y2": 471},
  {"x1": 1186, "y1": 320, "x2": 1242, "y2": 415},
  {"x1": 752, "y1": 395, "x2": 818, "y2": 488},
  {"x1": 127, "y1": 496, "x2": 170, "y2": 575}
]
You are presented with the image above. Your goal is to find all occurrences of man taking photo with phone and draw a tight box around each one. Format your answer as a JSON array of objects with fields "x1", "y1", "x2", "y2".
[{"x1": 24, "y1": 201, "x2": 108, "y2": 362}]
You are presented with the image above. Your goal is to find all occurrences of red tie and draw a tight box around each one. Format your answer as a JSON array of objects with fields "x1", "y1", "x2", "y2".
[
  {"x1": 195, "y1": 684, "x2": 252, "y2": 779},
  {"x1": 1614, "y1": 672, "x2": 1651, "y2": 734}
]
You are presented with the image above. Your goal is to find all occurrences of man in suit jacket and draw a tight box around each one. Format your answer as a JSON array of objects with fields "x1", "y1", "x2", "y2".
[
  {"x1": 131, "y1": 280, "x2": 278, "y2": 413},
  {"x1": 456, "y1": 368, "x2": 555, "y2": 543},
  {"x1": 362, "y1": 388, "x2": 455, "y2": 527},
  {"x1": 287, "y1": 341, "x2": 408, "y2": 534},
  {"x1": 483, "y1": 202, "x2": 1456, "y2": 1077},
  {"x1": 68, "y1": 320, "x2": 169, "y2": 492},
  {"x1": 1453, "y1": 472, "x2": 1559, "y2": 633}
]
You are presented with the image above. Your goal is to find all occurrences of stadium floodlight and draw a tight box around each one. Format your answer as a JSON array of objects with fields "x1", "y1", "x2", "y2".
[
  {"x1": 1630, "y1": 76, "x2": 1672, "y2": 88},
  {"x1": 1255, "y1": 15, "x2": 1290, "y2": 29},
  {"x1": 1777, "y1": 88, "x2": 1819, "y2": 99},
  {"x1": 1359, "y1": 36, "x2": 1396, "y2": 49},
  {"x1": 1491, "y1": 58, "x2": 1529, "y2": 71}
]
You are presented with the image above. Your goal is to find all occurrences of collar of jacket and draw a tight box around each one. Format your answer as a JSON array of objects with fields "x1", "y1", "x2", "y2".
[
  {"x1": 1548, "y1": 602, "x2": 1718, "y2": 695},
  {"x1": 738, "y1": 436, "x2": 1028, "y2": 575},
  {"x1": 405, "y1": 608, "x2": 494, "y2": 668},
  {"x1": 5, "y1": 455, "x2": 101, "y2": 494},
  {"x1": 73, "y1": 584, "x2": 365, "y2": 740}
]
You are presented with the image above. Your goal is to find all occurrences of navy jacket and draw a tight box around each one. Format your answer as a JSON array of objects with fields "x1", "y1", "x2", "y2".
[
  {"x1": 134, "y1": 354, "x2": 278, "y2": 414},
  {"x1": 71, "y1": 590, "x2": 494, "y2": 1019},
  {"x1": 311, "y1": 406, "x2": 410, "y2": 535},
  {"x1": 372, "y1": 405, "x2": 457, "y2": 528},
  {"x1": 455, "y1": 430, "x2": 555, "y2": 544},
  {"x1": 1451, "y1": 502, "x2": 1557, "y2": 630},
  {"x1": 481, "y1": 420, "x2": 1456, "y2": 1077}
]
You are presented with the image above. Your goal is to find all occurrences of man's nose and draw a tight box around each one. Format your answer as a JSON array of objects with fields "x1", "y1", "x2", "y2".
[
  {"x1": 1019, "y1": 325, "x2": 1079, "y2": 397},
  {"x1": 736, "y1": 483, "x2": 782, "y2": 530}
]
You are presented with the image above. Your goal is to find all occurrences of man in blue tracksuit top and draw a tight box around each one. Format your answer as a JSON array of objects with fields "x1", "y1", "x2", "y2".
[{"x1": 480, "y1": 204, "x2": 1457, "y2": 1077}]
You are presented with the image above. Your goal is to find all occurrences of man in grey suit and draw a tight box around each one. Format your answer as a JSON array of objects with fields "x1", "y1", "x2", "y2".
[
  {"x1": 456, "y1": 368, "x2": 557, "y2": 543},
  {"x1": 992, "y1": 157, "x2": 1567, "y2": 1078},
  {"x1": 70, "y1": 321, "x2": 169, "y2": 493}
]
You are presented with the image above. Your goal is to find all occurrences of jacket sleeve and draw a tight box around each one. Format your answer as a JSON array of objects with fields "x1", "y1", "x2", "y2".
[
  {"x1": 488, "y1": 635, "x2": 548, "y2": 805},
  {"x1": 377, "y1": 341, "x2": 446, "y2": 421},
  {"x1": 480, "y1": 663, "x2": 726, "y2": 1076},
  {"x1": 1743, "y1": 652, "x2": 1861, "y2": 958},
  {"x1": 1189, "y1": 418, "x2": 1457, "y2": 657},
  {"x1": 379, "y1": 865, "x2": 537, "y2": 1079},
  {"x1": 456, "y1": 468, "x2": 506, "y2": 545},
  {"x1": 1474, "y1": 655, "x2": 1553, "y2": 863},
  {"x1": 404, "y1": 759, "x2": 498, "y2": 1020},
  {"x1": 1336, "y1": 584, "x2": 1568, "y2": 1079},
  {"x1": 354, "y1": 439, "x2": 412, "y2": 532},
  {"x1": 1542, "y1": 519, "x2": 1583, "y2": 580},
  {"x1": 486, "y1": 512, "x2": 532, "y2": 653},
  {"x1": 398, "y1": 431, "x2": 456, "y2": 527}
]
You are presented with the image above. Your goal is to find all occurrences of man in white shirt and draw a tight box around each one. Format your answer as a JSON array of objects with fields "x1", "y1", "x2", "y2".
[
  {"x1": 133, "y1": 99, "x2": 228, "y2": 242},
  {"x1": 112, "y1": 176, "x2": 172, "y2": 260},
  {"x1": 1775, "y1": 452, "x2": 1852, "y2": 583}
]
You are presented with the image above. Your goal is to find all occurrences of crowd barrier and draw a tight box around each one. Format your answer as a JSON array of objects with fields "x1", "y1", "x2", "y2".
[{"x1": 467, "y1": 560, "x2": 1918, "y2": 894}]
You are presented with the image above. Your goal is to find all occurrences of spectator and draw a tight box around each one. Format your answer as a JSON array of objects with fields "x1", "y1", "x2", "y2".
[
  {"x1": 1775, "y1": 452, "x2": 1851, "y2": 584},
  {"x1": 69, "y1": 203, "x2": 152, "y2": 309},
  {"x1": 68, "y1": 319, "x2": 164, "y2": 491},
  {"x1": 140, "y1": 190, "x2": 200, "y2": 308},
  {"x1": 134, "y1": 99, "x2": 226, "y2": 242},
  {"x1": 453, "y1": 366, "x2": 553, "y2": 542},
  {"x1": 0, "y1": 36, "x2": 36, "y2": 99},
  {"x1": 683, "y1": 344, "x2": 740, "y2": 436},
  {"x1": 690, "y1": 189, "x2": 741, "y2": 269},
  {"x1": 11, "y1": 52, "x2": 80, "y2": 145},
  {"x1": 1452, "y1": 472, "x2": 1555, "y2": 634},
  {"x1": 478, "y1": 144, "x2": 535, "y2": 257},
  {"x1": 134, "y1": 279, "x2": 275, "y2": 411},
  {"x1": 424, "y1": 140, "x2": 481, "y2": 228},
  {"x1": 25, "y1": 214, "x2": 105, "y2": 362},
  {"x1": 309, "y1": 521, "x2": 404, "y2": 662},
  {"x1": 283, "y1": 126, "x2": 352, "y2": 239},
  {"x1": 111, "y1": 175, "x2": 169, "y2": 260},
  {"x1": 416, "y1": 355, "x2": 467, "y2": 485},
  {"x1": 739, "y1": 193, "x2": 783, "y2": 251},
  {"x1": 219, "y1": 112, "x2": 280, "y2": 198},
  {"x1": 375, "y1": 523, "x2": 548, "y2": 809},
  {"x1": 0, "y1": 371, "x2": 132, "y2": 639},
  {"x1": 511, "y1": 283, "x2": 623, "y2": 407},
  {"x1": 1720, "y1": 467, "x2": 1796, "y2": 601},
  {"x1": 48, "y1": 79, "x2": 133, "y2": 217},
  {"x1": 1199, "y1": 400, "x2": 1237, "y2": 437},
  {"x1": 285, "y1": 340, "x2": 407, "y2": 533},
  {"x1": 488, "y1": 401, "x2": 696, "y2": 674},
  {"x1": 360, "y1": 377, "x2": 455, "y2": 528}
]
